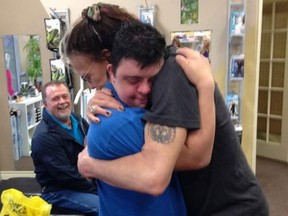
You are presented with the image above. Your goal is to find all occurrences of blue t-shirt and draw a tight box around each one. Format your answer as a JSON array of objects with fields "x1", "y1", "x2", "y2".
[{"x1": 88, "y1": 82, "x2": 186, "y2": 216}]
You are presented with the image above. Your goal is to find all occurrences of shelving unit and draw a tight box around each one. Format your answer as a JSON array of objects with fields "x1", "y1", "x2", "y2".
[
  {"x1": 226, "y1": 0, "x2": 246, "y2": 143},
  {"x1": 9, "y1": 95, "x2": 42, "y2": 157}
]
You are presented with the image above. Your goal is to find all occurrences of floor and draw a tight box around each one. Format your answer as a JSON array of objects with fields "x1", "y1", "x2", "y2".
[
  {"x1": 256, "y1": 156, "x2": 288, "y2": 216},
  {"x1": 14, "y1": 156, "x2": 34, "y2": 170},
  {"x1": 11, "y1": 155, "x2": 288, "y2": 216}
]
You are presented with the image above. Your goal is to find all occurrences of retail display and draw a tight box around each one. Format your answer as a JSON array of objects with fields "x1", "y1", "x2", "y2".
[{"x1": 226, "y1": 0, "x2": 246, "y2": 142}]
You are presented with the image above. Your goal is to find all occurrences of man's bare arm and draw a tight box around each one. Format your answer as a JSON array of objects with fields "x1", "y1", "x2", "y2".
[
  {"x1": 78, "y1": 125, "x2": 187, "y2": 195},
  {"x1": 175, "y1": 48, "x2": 215, "y2": 170},
  {"x1": 176, "y1": 80, "x2": 215, "y2": 170},
  {"x1": 78, "y1": 48, "x2": 215, "y2": 193}
]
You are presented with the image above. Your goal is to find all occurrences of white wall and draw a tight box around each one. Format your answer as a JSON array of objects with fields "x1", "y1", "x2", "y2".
[
  {"x1": 0, "y1": 0, "x2": 260, "y2": 172},
  {"x1": 39, "y1": 0, "x2": 261, "y2": 169},
  {"x1": 40, "y1": 0, "x2": 229, "y2": 88}
]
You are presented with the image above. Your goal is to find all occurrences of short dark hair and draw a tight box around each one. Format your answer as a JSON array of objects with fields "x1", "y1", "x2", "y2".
[
  {"x1": 42, "y1": 80, "x2": 68, "y2": 102},
  {"x1": 111, "y1": 21, "x2": 166, "y2": 72}
]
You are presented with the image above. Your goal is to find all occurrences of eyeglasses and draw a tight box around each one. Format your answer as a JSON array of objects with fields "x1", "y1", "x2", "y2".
[{"x1": 81, "y1": 62, "x2": 95, "y2": 81}]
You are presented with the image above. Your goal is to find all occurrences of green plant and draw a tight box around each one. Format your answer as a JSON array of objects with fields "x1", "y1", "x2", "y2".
[
  {"x1": 23, "y1": 36, "x2": 42, "y2": 86},
  {"x1": 51, "y1": 66, "x2": 66, "y2": 82},
  {"x1": 18, "y1": 82, "x2": 30, "y2": 96}
]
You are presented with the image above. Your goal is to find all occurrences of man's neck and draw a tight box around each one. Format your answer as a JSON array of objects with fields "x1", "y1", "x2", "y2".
[
  {"x1": 61, "y1": 118, "x2": 72, "y2": 127},
  {"x1": 45, "y1": 109, "x2": 72, "y2": 128}
]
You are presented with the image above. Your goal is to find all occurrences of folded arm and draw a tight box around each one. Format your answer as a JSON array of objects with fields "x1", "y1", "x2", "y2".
[
  {"x1": 79, "y1": 125, "x2": 186, "y2": 195},
  {"x1": 79, "y1": 48, "x2": 215, "y2": 193},
  {"x1": 174, "y1": 48, "x2": 215, "y2": 170}
]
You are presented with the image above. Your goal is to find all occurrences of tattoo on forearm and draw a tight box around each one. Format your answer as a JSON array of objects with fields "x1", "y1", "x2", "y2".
[{"x1": 147, "y1": 123, "x2": 175, "y2": 144}]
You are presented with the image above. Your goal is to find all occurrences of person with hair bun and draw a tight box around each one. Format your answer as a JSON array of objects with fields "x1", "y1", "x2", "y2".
[
  {"x1": 61, "y1": 3, "x2": 138, "y2": 90},
  {"x1": 61, "y1": 3, "x2": 268, "y2": 216}
]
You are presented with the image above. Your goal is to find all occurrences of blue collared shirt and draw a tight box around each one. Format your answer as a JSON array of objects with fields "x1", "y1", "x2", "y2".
[{"x1": 46, "y1": 110, "x2": 84, "y2": 145}]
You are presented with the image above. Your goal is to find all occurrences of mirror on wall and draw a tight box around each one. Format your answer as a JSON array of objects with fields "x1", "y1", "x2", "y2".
[
  {"x1": 2, "y1": 34, "x2": 43, "y2": 170},
  {"x1": 170, "y1": 30, "x2": 212, "y2": 61},
  {"x1": 2, "y1": 35, "x2": 43, "y2": 98}
]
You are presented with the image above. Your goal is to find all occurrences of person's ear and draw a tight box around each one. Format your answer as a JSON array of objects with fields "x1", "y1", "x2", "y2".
[
  {"x1": 101, "y1": 49, "x2": 111, "y2": 62},
  {"x1": 106, "y1": 64, "x2": 115, "y2": 83}
]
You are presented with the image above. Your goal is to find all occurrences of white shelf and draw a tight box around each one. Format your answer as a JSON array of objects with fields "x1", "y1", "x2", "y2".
[
  {"x1": 9, "y1": 95, "x2": 42, "y2": 157},
  {"x1": 28, "y1": 122, "x2": 39, "y2": 130},
  {"x1": 231, "y1": 33, "x2": 244, "y2": 37}
]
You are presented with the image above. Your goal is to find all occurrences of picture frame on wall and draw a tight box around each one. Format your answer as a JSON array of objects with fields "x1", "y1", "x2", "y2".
[
  {"x1": 170, "y1": 30, "x2": 211, "y2": 51},
  {"x1": 230, "y1": 55, "x2": 244, "y2": 80},
  {"x1": 226, "y1": 93, "x2": 240, "y2": 120},
  {"x1": 50, "y1": 59, "x2": 66, "y2": 82},
  {"x1": 44, "y1": 9, "x2": 69, "y2": 52},
  {"x1": 52, "y1": 8, "x2": 70, "y2": 29},
  {"x1": 230, "y1": 11, "x2": 245, "y2": 35},
  {"x1": 180, "y1": 0, "x2": 199, "y2": 24},
  {"x1": 44, "y1": 18, "x2": 62, "y2": 51},
  {"x1": 170, "y1": 30, "x2": 212, "y2": 61},
  {"x1": 138, "y1": 6, "x2": 155, "y2": 26},
  {"x1": 50, "y1": 59, "x2": 74, "y2": 89}
]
